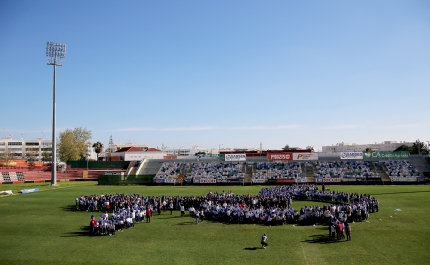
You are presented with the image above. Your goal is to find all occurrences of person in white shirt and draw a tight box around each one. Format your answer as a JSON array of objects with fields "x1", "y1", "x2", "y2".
[
  {"x1": 180, "y1": 204, "x2": 185, "y2": 217},
  {"x1": 195, "y1": 210, "x2": 200, "y2": 224},
  {"x1": 261, "y1": 233, "x2": 268, "y2": 249}
]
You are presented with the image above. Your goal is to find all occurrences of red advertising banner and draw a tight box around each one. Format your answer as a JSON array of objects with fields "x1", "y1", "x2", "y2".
[
  {"x1": 268, "y1": 153, "x2": 293, "y2": 161},
  {"x1": 276, "y1": 178, "x2": 295, "y2": 184}
]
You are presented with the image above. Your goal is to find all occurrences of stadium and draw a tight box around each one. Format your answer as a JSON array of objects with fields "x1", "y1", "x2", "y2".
[
  {"x1": 1, "y1": 148, "x2": 430, "y2": 264},
  {"x1": 1, "y1": 148, "x2": 429, "y2": 186}
]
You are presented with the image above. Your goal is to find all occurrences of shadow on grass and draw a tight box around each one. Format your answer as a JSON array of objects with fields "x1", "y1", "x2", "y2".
[
  {"x1": 244, "y1": 247, "x2": 259, "y2": 250},
  {"x1": 158, "y1": 215, "x2": 184, "y2": 220},
  {"x1": 61, "y1": 226, "x2": 91, "y2": 237},
  {"x1": 371, "y1": 190, "x2": 430, "y2": 196},
  {"x1": 303, "y1": 234, "x2": 346, "y2": 244},
  {"x1": 176, "y1": 221, "x2": 196, "y2": 225},
  {"x1": 61, "y1": 205, "x2": 80, "y2": 212}
]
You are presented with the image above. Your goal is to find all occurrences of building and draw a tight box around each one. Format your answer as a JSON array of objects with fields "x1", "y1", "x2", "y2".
[
  {"x1": 0, "y1": 136, "x2": 52, "y2": 162},
  {"x1": 321, "y1": 141, "x2": 414, "y2": 153},
  {"x1": 111, "y1": 147, "x2": 164, "y2": 161},
  {"x1": 0, "y1": 136, "x2": 98, "y2": 163},
  {"x1": 114, "y1": 143, "x2": 148, "y2": 151}
]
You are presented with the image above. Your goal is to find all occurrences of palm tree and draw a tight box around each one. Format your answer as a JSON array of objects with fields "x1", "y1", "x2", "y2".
[{"x1": 92, "y1": 142, "x2": 104, "y2": 160}]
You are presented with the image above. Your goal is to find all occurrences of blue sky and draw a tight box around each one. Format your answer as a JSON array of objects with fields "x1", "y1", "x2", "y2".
[{"x1": 1, "y1": 1, "x2": 429, "y2": 151}]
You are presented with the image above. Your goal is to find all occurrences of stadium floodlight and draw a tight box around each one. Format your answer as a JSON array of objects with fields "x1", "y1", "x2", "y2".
[{"x1": 46, "y1": 42, "x2": 66, "y2": 186}]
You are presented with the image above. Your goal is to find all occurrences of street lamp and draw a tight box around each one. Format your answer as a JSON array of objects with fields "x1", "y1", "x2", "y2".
[{"x1": 46, "y1": 42, "x2": 66, "y2": 186}]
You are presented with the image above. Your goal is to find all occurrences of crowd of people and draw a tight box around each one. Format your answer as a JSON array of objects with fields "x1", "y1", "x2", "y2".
[
  {"x1": 314, "y1": 161, "x2": 379, "y2": 179},
  {"x1": 79, "y1": 184, "x2": 379, "y2": 240},
  {"x1": 382, "y1": 160, "x2": 421, "y2": 177},
  {"x1": 152, "y1": 160, "x2": 422, "y2": 184},
  {"x1": 190, "y1": 162, "x2": 244, "y2": 179},
  {"x1": 254, "y1": 162, "x2": 305, "y2": 179}
]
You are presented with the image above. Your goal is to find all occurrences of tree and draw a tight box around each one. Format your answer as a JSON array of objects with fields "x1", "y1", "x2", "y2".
[
  {"x1": 57, "y1": 127, "x2": 92, "y2": 162},
  {"x1": 42, "y1": 151, "x2": 51, "y2": 164},
  {"x1": 282, "y1": 144, "x2": 290, "y2": 150},
  {"x1": 365, "y1": 148, "x2": 373, "y2": 153},
  {"x1": 411, "y1": 139, "x2": 428, "y2": 155},
  {"x1": 0, "y1": 148, "x2": 14, "y2": 166},
  {"x1": 25, "y1": 152, "x2": 36, "y2": 167},
  {"x1": 92, "y1": 141, "x2": 104, "y2": 160},
  {"x1": 394, "y1": 145, "x2": 412, "y2": 152}
]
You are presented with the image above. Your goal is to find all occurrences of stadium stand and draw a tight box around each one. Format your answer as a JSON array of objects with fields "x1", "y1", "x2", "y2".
[
  {"x1": 314, "y1": 161, "x2": 378, "y2": 179},
  {"x1": 382, "y1": 160, "x2": 420, "y2": 177}
]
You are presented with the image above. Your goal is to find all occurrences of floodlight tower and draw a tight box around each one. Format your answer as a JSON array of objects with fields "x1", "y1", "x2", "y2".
[{"x1": 46, "y1": 42, "x2": 66, "y2": 186}]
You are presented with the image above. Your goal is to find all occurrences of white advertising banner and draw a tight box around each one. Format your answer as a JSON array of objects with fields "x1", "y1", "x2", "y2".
[
  {"x1": 252, "y1": 179, "x2": 266, "y2": 184},
  {"x1": 342, "y1": 178, "x2": 357, "y2": 182},
  {"x1": 296, "y1": 177, "x2": 308, "y2": 183},
  {"x1": 293, "y1": 153, "x2": 318, "y2": 161},
  {"x1": 164, "y1": 178, "x2": 176, "y2": 183},
  {"x1": 340, "y1": 152, "x2": 363, "y2": 160},
  {"x1": 225, "y1": 154, "x2": 246, "y2": 162},
  {"x1": 391, "y1": 177, "x2": 417, "y2": 182}
]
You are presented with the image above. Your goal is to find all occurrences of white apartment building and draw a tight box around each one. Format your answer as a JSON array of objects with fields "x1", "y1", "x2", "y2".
[
  {"x1": 322, "y1": 141, "x2": 414, "y2": 153},
  {"x1": 0, "y1": 136, "x2": 52, "y2": 161},
  {"x1": 0, "y1": 136, "x2": 98, "y2": 162}
]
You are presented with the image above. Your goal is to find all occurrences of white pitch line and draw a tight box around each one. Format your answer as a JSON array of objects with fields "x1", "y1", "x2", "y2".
[{"x1": 300, "y1": 241, "x2": 309, "y2": 265}]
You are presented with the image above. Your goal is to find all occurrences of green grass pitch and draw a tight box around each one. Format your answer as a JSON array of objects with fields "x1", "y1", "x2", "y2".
[{"x1": 1, "y1": 183, "x2": 429, "y2": 265}]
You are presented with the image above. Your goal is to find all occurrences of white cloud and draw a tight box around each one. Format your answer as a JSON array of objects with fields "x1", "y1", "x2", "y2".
[{"x1": 114, "y1": 124, "x2": 299, "y2": 132}]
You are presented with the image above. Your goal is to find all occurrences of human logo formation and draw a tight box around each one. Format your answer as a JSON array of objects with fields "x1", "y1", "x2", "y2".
[{"x1": 79, "y1": 184, "x2": 379, "y2": 240}]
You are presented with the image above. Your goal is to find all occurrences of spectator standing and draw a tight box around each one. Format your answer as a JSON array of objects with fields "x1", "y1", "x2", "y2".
[
  {"x1": 146, "y1": 208, "x2": 152, "y2": 223},
  {"x1": 169, "y1": 201, "x2": 174, "y2": 215},
  {"x1": 180, "y1": 204, "x2": 185, "y2": 217},
  {"x1": 195, "y1": 210, "x2": 200, "y2": 224},
  {"x1": 346, "y1": 222, "x2": 352, "y2": 241},
  {"x1": 261, "y1": 233, "x2": 268, "y2": 249}
]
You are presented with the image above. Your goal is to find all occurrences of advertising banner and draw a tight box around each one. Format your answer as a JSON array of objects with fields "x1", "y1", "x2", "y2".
[
  {"x1": 193, "y1": 178, "x2": 200, "y2": 184},
  {"x1": 366, "y1": 178, "x2": 382, "y2": 183},
  {"x1": 323, "y1": 178, "x2": 341, "y2": 183},
  {"x1": 225, "y1": 154, "x2": 246, "y2": 162},
  {"x1": 154, "y1": 178, "x2": 165, "y2": 184},
  {"x1": 417, "y1": 177, "x2": 426, "y2": 183},
  {"x1": 203, "y1": 154, "x2": 225, "y2": 159},
  {"x1": 252, "y1": 179, "x2": 266, "y2": 184},
  {"x1": 340, "y1": 152, "x2": 363, "y2": 160},
  {"x1": 228, "y1": 180, "x2": 241, "y2": 184},
  {"x1": 363, "y1": 151, "x2": 409, "y2": 159},
  {"x1": 199, "y1": 178, "x2": 217, "y2": 184},
  {"x1": 276, "y1": 178, "x2": 295, "y2": 184},
  {"x1": 390, "y1": 177, "x2": 416, "y2": 182},
  {"x1": 342, "y1": 178, "x2": 357, "y2": 182},
  {"x1": 296, "y1": 177, "x2": 308, "y2": 183},
  {"x1": 217, "y1": 179, "x2": 228, "y2": 183},
  {"x1": 293, "y1": 153, "x2": 318, "y2": 161},
  {"x1": 164, "y1": 178, "x2": 176, "y2": 184},
  {"x1": 268, "y1": 153, "x2": 293, "y2": 161}
]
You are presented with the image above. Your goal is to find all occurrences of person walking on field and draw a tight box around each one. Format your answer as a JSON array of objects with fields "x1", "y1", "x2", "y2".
[
  {"x1": 195, "y1": 210, "x2": 200, "y2": 224},
  {"x1": 345, "y1": 222, "x2": 352, "y2": 241},
  {"x1": 146, "y1": 208, "x2": 152, "y2": 223},
  {"x1": 261, "y1": 233, "x2": 268, "y2": 249}
]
